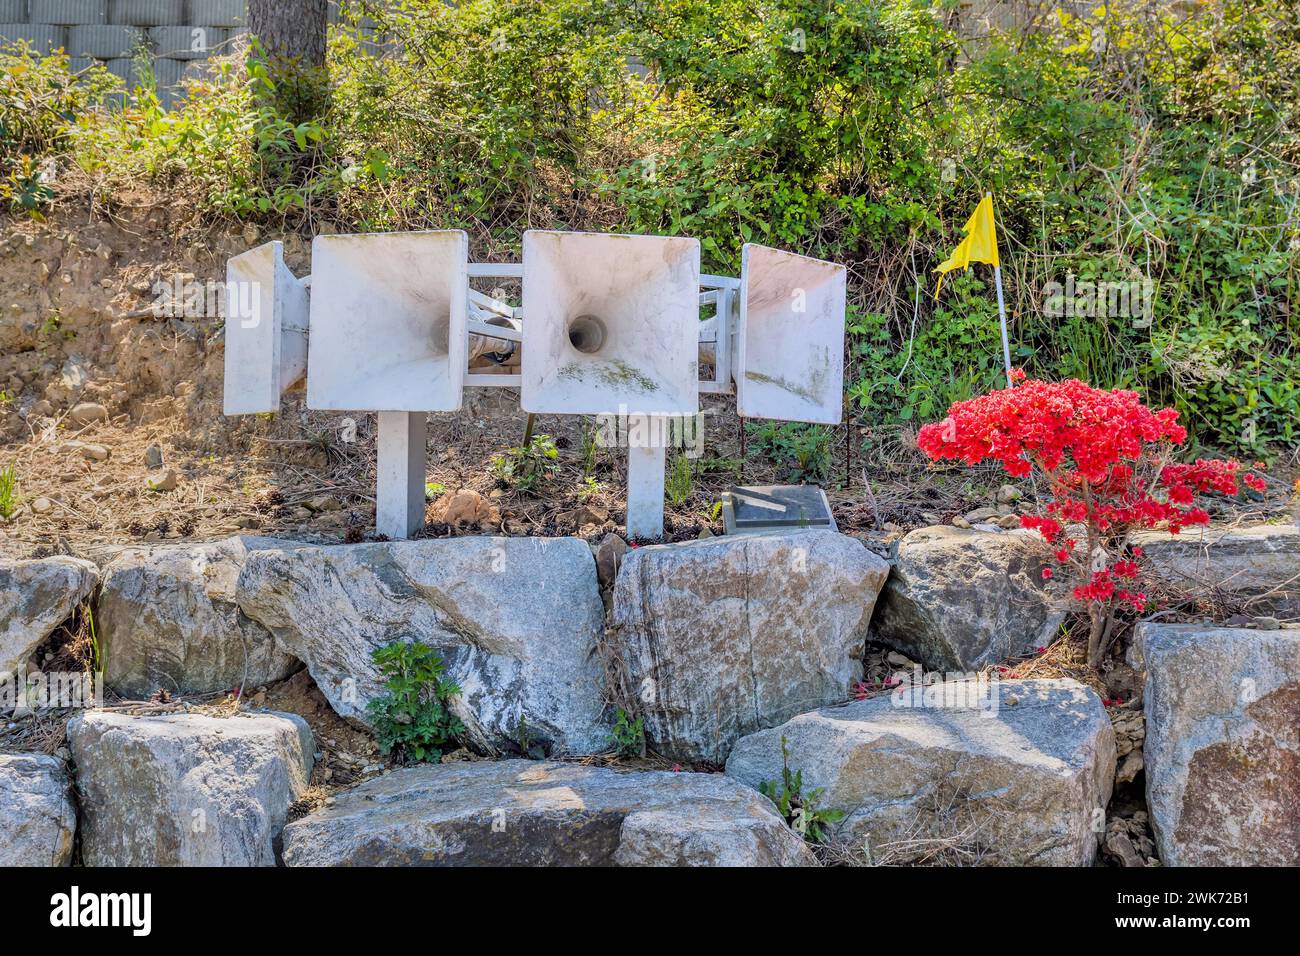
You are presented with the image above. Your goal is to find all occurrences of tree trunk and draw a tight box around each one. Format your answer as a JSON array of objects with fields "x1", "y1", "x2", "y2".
[
  {"x1": 248, "y1": 0, "x2": 329, "y2": 68},
  {"x1": 247, "y1": 0, "x2": 330, "y2": 124}
]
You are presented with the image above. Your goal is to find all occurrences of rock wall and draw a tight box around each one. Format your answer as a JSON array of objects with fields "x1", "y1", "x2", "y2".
[{"x1": 1, "y1": 524, "x2": 1295, "y2": 867}]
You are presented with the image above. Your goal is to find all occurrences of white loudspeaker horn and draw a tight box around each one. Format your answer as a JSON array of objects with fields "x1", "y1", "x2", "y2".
[
  {"x1": 521, "y1": 230, "x2": 700, "y2": 415},
  {"x1": 736, "y1": 243, "x2": 846, "y2": 424},
  {"x1": 307, "y1": 230, "x2": 468, "y2": 412},
  {"x1": 223, "y1": 241, "x2": 309, "y2": 415}
]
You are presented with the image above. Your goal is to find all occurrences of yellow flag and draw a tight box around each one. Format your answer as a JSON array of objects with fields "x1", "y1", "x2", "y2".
[{"x1": 934, "y1": 194, "x2": 1000, "y2": 298}]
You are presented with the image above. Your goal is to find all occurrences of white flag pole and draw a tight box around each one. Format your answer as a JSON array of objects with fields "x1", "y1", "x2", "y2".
[{"x1": 987, "y1": 192, "x2": 1013, "y2": 388}]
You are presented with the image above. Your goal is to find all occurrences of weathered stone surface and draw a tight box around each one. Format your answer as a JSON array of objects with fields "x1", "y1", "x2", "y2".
[
  {"x1": 99, "y1": 537, "x2": 303, "y2": 697},
  {"x1": 1133, "y1": 525, "x2": 1300, "y2": 614},
  {"x1": 236, "y1": 537, "x2": 609, "y2": 755},
  {"x1": 870, "y1": 526, "x2": 1063, "y2": 671},
  {"x1": 283, "y1": 759, "x2": 814, "y2": 867},
  {"x1": 1141, "y1": 624, "x2": 1299, "y2": 866},
  {"x1": 726, "y1": 678, "x2": 1114, "y2": 866},
  {"x1": 0, "y1": 556, "x2": 98, "y2": 675},
  {"x1": 611, "y1": 530, "x2": 889, "y2": 763},
  {"x1": 68, "y1": 710, "x2": 313, "y2": 866},
  {"x1": 0, "y1": 753, "x2": 76, "y2": 866}
]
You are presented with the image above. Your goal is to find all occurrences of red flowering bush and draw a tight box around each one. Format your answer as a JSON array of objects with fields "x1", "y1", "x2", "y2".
[{"x1": 917, "y1": 373, "x2": 1264, "y2": 666}]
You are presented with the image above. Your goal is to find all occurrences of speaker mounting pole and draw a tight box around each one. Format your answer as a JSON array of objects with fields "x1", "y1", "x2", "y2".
[
  {"x1": 626, "y1": 429, "x2": 667, "y2": 540},
  {"x1": 376, "y1": 411, "x2": 427, "y2": 540}
]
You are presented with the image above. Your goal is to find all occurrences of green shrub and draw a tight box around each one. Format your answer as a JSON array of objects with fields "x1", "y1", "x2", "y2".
[
  {"x1": 664, "y1": 451, "x2": 693, "y2": 505},
  {"x1": 366, "y1": 640, "x2": 465, "y2": 763},
  {"x1": 0, "y1": 43, "x2": 118, "y2": 217},
  {"x1": 746, "y1": 421, "x2": 833, "y2": 484},
  {"x1": 490, "y1": 433, "x2": 559, "y2": 492},
  {"x1": 609, "y1": 708, "x2": 645, "y2": 757}
]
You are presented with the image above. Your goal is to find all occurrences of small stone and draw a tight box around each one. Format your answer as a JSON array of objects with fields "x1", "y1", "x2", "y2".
[
  {"x1": 30, "y1": 497, "x2": 53, "y2": 515},
  {"x1": 964, "y1": 507, "x2": 1000, "y2": 523},
  {"x1": 432, "y1": 489, "x2": 500, "y2": 530},
  {"x1": 1253, "y1": 616, "x2": 1280, "y2": 631},
  {"x1": 594, "y1": 533, "x2": 628, "y2": 590},
  {"x1": 305, "y1": 495, "x2": 341, "y2": 513},
  {"x1": 1106, "y1": 830, "x2": 1146, "y2": 868},
  {"x1": 145, "y1": 469, "x2": 178, "y2": 492},
  {"x1": 144, "y1": 444, "x2": 163, "y2": 469},
  {"x1": 998, "y1": 514, "x2": 1021, "y2": 529},
  {"x1": 885, "y1": 651, "x2": 913, "y2": 668},
  {"x1": 697, "y1": 527, "x2": 714, "y2": 539},
  {"x1": 951, "y1": 516, "x2": 971, "y2": 529},
  {"x1": 30, "y1": 400, "x2": 52, "y2": 417},
  {"x1": 67, "y1": 402, "x2": 108, "y2": 426},
  {"x1": 1115, "y1": 749, "x2": 1144, "y2": 786},
  {"x1": 997, "y1": 484, "x2": 1022, "y2": 504},
  {"x1": 78, "y1": 443, "x2": 110, "y2": 461},
  {"x1": 234, "y1": 516, "x2": 260, "y2": 529}
]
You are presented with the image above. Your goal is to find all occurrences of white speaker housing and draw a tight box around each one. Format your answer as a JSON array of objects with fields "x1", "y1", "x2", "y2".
[
  {"x1": 307, "y1": 230, "x2": 468, "y2": 412},
  {"x1": 223, "y1": 241, "x2": 308, "y2": 415},
  {"x1": 521, "y1": 230, "x2": 701, "y2": 416},
  {"x1": 736, "y1": 243, "x2": 846, "y2": 424}
]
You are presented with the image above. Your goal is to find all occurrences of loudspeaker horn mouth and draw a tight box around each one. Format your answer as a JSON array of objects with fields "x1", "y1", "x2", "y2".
[{"x1": 567, "y1": 314, "x2": 607, "y2": 354}]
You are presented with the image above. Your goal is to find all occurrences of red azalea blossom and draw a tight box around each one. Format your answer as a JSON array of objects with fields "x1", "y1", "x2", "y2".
[{"x1": 917, "y1": 377, "x2": 1252, "y2": 666}]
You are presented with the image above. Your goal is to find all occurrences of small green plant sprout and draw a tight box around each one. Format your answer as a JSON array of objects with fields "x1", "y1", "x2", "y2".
[
  {"x1": 580, "y1": 418, "x2": 601, "y2": 476},
  {"x1": 507, "y1": 715, "x2": 547, "y2": 760},
  {"x1": 0, "y1": 465, "x2": 18, "y2": 520},
  {"x1": 366, "y1": 640, "x2": 465, "y2": 763},
  {"x1": 576, "y1": 475, "x2": 603, "y2": 500},
  {"x1": 610, "y1": 708, "x2": 645, "y2": 758},
  {"x1": 425, "y1": 481, "x2": 445, "y2": 500},
  {"x1": 665, "y1": 451, "x2": 693, "y2": 505},
  {"x1": 490, "y1": 434, "x2": 559, "y2": 493},
  {"x1": 758, "y1": 736, "x2": 844, "y2": 844},
  {"x1": 84, "y1": 603, "x2": 103, "y2": 675}
]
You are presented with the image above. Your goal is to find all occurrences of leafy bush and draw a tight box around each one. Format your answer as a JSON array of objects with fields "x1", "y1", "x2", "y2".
[
  {"x1": 366, "y1": 640, "x2": 465, "y2": 762},
  {"x1": 746, "y1": 421, "x2": 833, "y2": 484},
  {"x1": 490, "y1": 433, "x2": 559, "y2": 492},
  {"x1": 917, "y1": 374, "x2": 1266, "y2": 665},
  {"x1": 0, "y1": 43, "x2": 117, "y2": 217},
  {"x1": 609, "y1": 708, "x2": 645, "y2": 757},
  {"x1": 664, "y1": 451, "x2": 693, "y2": 505}
]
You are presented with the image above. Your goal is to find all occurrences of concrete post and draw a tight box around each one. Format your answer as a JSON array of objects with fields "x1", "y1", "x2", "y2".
[
  {"x1": 376, "y1": 411, "x2": 426, "y2": 540},
  {"x1": 626, "y1": 424, "x2": 666, "y2": 540}
]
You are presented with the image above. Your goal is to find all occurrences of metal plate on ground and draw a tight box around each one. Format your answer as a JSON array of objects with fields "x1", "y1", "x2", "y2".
[{"x1": 722, "y1": 484, "x2": 837, "y2": 535}]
